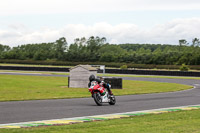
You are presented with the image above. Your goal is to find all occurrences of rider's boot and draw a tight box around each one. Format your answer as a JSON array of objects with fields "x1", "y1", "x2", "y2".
[{"x1": 108, "y1": 90, "x2": 113, "y2": 97}]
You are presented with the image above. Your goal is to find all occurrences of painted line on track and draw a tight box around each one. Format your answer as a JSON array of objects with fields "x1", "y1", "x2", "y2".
[{"x1": 0, "y1": 104, "x2": 200, "y2": 129}]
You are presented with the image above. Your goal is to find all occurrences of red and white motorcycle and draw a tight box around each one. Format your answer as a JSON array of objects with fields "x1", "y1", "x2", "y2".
[{"x1": 89, "y1": 81, "x2": 116, "y2": 106}]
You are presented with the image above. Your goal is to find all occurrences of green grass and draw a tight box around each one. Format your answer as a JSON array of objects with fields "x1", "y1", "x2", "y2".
[
  {"x1": 113, "y1": 80, "x2": 191, "y2": 96},
  {"x1": 0, "y1": 75, "x2": 88, "y2": 101},
  {"x1": 0, "y1": 75, "x2": 192, "y2": 101},
  {"x1": 1, "y1": 109, "x2": 200, "y2": 133}
]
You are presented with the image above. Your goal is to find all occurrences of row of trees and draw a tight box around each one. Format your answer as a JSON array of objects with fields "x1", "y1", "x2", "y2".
[
  {"x1": 1, "y1": 36, "x2": 200, "y2": 65},
  {"x1": 0, "y1": 37, "x2": 67, "y2": 61}
]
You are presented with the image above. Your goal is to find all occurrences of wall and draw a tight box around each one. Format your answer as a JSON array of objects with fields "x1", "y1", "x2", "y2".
[{"x1": 69, "y1": 67, "x2": 97, "y2": 88}]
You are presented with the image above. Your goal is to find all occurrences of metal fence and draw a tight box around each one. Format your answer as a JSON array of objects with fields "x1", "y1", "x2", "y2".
[{"x1": 1, "y1": 66, "x2": 200, "y2": 77}]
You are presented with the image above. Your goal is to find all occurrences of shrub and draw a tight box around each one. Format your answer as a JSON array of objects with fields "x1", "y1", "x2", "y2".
[
  {"x1": 120, "y1": 65, "x2": 128, "y2": 70},
  {"x1": 179, "y1": 64, "x2": 189, "y2": 71}
]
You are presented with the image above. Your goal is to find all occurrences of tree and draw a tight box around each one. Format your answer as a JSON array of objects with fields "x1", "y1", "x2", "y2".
[
  {"x1": 192, "y1": 38, "x2": 200, "y2": 47},
  {"x1": 0, "y1": 44, "x2": 11, "y2": 59},
  {"x1": 54, "y1": 37, "x2": 68, "y2": 60},
  {"x1": 86, "y1": 36, "x2": 106, "y2": 61},
  {"x1": 179, "y1": 39, "x2": 188, "y2": 46},
  {"x1": 98, "y1": 44, "x2": 126, "y2": 62},
  {"x1": 179, "y1": 39, "x2": 188, "y2": 52}
]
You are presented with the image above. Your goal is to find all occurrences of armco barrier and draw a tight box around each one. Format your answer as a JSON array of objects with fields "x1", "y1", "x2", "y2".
[
  {"x1": 1, "y1": 66, "x2": 200, "y2": 77},
  {"x1": 0, "y1": 66, "x2": 69, "y2": 72},
  {"x1": 104, "y1": 69, "x2": 200, "y2": 77}
]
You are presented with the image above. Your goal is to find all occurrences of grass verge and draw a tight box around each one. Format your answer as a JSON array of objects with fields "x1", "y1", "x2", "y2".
[
  {"x1": 0, "y1": 109, "x2": 200, "y2": 133},
  {"x1": 0, "y1": 75, "x2": 192, "y2": 101}
]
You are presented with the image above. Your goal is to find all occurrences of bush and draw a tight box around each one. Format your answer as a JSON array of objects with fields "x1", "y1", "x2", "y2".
[
  {"x1": 120, "y1": 65, "x2": 128, "y2": 70},
  {"x1": 1, "y1": 59, "x2": 200, "y2": 70},
  {"x1": 179, "y1": 64, "x2": 189, "y2": 71}
]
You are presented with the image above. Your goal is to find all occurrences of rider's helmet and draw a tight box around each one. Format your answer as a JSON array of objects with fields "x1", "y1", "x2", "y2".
[{"x1": 89, "y1": 74, "x2": 95, "y2": 81}]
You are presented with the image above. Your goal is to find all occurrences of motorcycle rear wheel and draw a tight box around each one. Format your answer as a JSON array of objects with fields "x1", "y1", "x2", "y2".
[{"x1": 93, "y1": 92, "x2": 103, "y2": 106}]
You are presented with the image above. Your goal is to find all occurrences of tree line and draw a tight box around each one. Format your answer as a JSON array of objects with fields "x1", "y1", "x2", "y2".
[{"x1": 0, "y1": 36, "x2": 200, "y2": 65}]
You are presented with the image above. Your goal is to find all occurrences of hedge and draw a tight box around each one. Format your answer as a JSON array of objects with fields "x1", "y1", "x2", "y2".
[{"x1": 0, "y1": 59, "x2": 200, "y2": 70}]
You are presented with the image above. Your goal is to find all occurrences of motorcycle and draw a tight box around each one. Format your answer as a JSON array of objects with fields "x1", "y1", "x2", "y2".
[{"x1": 88, "y1": 81, "x2": 116, "y2": 106}]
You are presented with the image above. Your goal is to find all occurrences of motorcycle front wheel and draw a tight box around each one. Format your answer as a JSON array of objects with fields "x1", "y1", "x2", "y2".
[
  {"x1": 93, "y1": 92, "x2": 103, "y2": 106},
  {"x1": 109, "y1": 95, "x2": 116, "y2": 105}
]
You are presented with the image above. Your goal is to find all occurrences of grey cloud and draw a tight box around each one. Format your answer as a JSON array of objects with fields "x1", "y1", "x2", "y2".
[
  {"x1": 1, "y1": 18, "x2": 200, "y2": 47},
  {"x1": 0, "y1": 31, "x2": 21, "y2": 38}
]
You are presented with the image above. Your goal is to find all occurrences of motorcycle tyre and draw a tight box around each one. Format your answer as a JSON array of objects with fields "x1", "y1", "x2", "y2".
[
  {"x1": 109, "y1": 95, "x2": 116, "y2": 105},
  {"x1": 93, "y1": 92, "x2": 103, "y2": 106}
]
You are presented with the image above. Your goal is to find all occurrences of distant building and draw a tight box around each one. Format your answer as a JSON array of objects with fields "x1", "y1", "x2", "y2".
[{"x1": 69, "y1": 65, "x2": 97, "y2": 88}]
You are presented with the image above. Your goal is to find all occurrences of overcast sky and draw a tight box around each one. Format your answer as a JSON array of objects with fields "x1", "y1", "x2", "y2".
[{"x1": 1, "y1": 0, "x2": 200, "y2": 47}]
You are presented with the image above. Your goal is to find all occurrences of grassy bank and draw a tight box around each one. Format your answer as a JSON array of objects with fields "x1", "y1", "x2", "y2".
[
  {"x1": 1, "y1": 109, "x2": 200, "y2": 133},
  {"x1": 0, "y1": 75, "x2": 192, "y2": 101}
]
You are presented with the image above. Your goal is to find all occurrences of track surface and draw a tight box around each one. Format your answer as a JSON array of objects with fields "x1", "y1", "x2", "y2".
[{"x1": 0, "y1": 72, "x2": 200, "y2": 124}]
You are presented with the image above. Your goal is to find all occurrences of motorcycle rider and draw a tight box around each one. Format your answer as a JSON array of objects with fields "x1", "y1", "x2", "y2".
[
  {"x1": 88, "y1": 74, "x2": 101, "y2": 87},
  {"x1": 88, "y1": 75, "x2": 113, "y2": 95},
  {"x1": 99, "y1": 76, "x2": 113, "y2": 95}
]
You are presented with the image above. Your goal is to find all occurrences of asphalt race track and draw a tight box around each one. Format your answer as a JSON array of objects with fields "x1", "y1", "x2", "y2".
[{"x1": 0, "y1": 72, "x2": 200, "y2": 124}]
